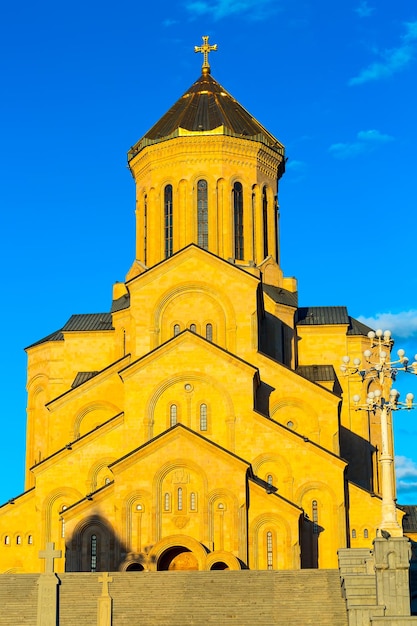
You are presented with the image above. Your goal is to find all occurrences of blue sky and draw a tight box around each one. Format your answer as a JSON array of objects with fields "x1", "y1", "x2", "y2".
[{"x1": 1, "y1": 0, "x2": 417, "y2": 505}]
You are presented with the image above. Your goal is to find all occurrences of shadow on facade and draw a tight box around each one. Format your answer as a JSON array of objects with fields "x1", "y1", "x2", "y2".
[
  {"x1": 340, "y1": 426, "x2": 376, "y2": 492},
  {"x1": 65, "y1": 514, "x2": 131, "y2": 572},
  {"x1": 300, "y1": 516, "x2": 323, "y2": 569}
]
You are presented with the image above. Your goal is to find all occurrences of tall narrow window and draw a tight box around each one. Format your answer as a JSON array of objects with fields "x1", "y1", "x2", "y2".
[
  {"x1": 364, "y1": 528, "x2": 368, "y2": 539},
  {"x1": 263, "y1": 186, "x2": 268, "y2": 258},
  {"x1": 205, "y1": 323, "x2": 213, "y2": 342},
  {"x1": 178, "y1": 487, "x2": 183, "y2": 511},
  {"x1": 28, "y1": 535, "x2": 33, "y2": 545},
  {"x1": 233, "y1": 182, "x2": 244, "y2": 260},
  {"x1": 164, "y1": 184, "x2": 173, "y2": 258},
  {"x1": 200, "y1": 404, "x2": 207, "y2": 431},
  {"x1": 4, "y1": 536, "x2": 9, "y2": 545},
  {"x1": 190, "y1": 323, "x2": 196, "y2": 333},
  {"x1": 61, "y1": 505, "x2": 67, "y2": 538},
  {"x1": 144, "y1": 194, "x2": 148, "y2": 265},
  {"x1": 312, "y1": 500, "x2": 319, "y2": 534},
  {"x1": 164, "y1": 493, "x2": 170, "y2": 511},
  {"x1": 197, "y1": 179, "x2": 208, "y2": 250},
  {"x1": 267, "y1": 474, "x2": 273, "y2": 486},
  {"x1": 267, "y1": 531, "x2": 273, "y2": 570},
  {"x1": 352, "y1": 529, "x2": 356, "y2": 538},
  {"x1": 90, "y1": 534, "x2": 97, "y2": 572},
  {"x1": 173, "y1": 324, "x2": 180, "y2": 337},
  {"x1": 190, "y1": 492, "x2": 196, "y2": 511},
  {"x1": 16, "y1": 535, "x2": 21, "y2": 545},
  {"x1": 170, "y1": 404, "x2": 177, "y2": 427}
]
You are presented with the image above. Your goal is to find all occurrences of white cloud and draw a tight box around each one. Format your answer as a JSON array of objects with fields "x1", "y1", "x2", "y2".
[
  {"x1": 185, "y1": 0, "x2": 278, "y2": 20},
  {"x1": 396, "y1": 455, "x2": 417, "y2": 480},
  {"x1": 329, "y1": 129, "x2": 393, "y2": 158},
  {"x1": 356, "y1": 310, "x2": 417, "y2": 340},
  {"x1": 286, "y1": 159, "x2": 306, "y2": 171},
  {"x1": 355, "y1": 1, "x2": 375, "y2": 18},
  {"x1": 350, "y1": 20, "x2": 417, "y2": 85}
]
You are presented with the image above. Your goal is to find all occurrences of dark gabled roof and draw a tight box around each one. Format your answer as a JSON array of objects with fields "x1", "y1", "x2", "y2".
[
  {"x1": 296, "y1": 306, "x2": 349, "y2": 326},
  {"x1": 401, "y1": 505, "x2": 417, "y2": 532},
  {"x1": 128, "y1": 73, "x2": 284, "y2": 160},
  {"x1": 62, "y1": 313, "x2": 113, "y2": 332},
  {"x1": 262, "y1": 284, "x2": 298, "y2": 308},
  {"x1": 71, "y1": 371, "x2": 99, "y2": 388},
  {"x1": 296, "y1": 365, "x2": 336, "y2": 383},
  {"x1": 111, "y1": 293, "x2": 130, "y2": 313},
  {"x1": 26, "y1": 313, "x2": 114, "y2": 350},
  {"x1": 25, "y1": 329, "x2": 64, "y2": 350},
  {"x1": 296, "y1": 307, "x2": 374, "y2": 338},
  {"x1": 348, "y1": 317, "x2": 374, "y2": 336}
]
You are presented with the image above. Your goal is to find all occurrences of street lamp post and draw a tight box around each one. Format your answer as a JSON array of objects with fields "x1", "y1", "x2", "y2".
[{"x1": 341, "y1": 329, "x2": 417, "y2": 538}]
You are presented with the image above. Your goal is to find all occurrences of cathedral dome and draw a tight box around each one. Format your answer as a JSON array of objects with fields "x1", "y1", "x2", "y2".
[{"x1": 127, "y1": 72, "x2": 284, "y2": 161}]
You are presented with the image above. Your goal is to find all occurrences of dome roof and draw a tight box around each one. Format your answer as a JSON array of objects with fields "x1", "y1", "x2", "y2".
[{"x1": 128, "y1": 73, "x2": 284, "y2": 161}]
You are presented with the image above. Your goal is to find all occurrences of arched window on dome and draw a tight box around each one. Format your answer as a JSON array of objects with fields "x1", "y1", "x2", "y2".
[
  {"x1": 233, "y1": 182, "x2": 244, "y2": 260},
  {"x1": 205, "y1": 323, "x2": 213, "y2": 342},
  {"x1": 263, "y1": 186, "x2": 268, "y2": 259},
  {"x1": 164, "y1": 184, "x2": 173, "y2": 258},
  {"x1": 197, "y1": 179, "x2": 208, "y2": 250}
]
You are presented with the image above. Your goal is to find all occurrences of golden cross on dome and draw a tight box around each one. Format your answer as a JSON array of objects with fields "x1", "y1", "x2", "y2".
[{"x1": 194, "y1": 35, "x2": 218, "y2": 75}]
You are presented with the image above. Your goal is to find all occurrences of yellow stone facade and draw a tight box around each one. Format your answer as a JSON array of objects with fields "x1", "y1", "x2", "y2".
[{"x1": 0, "y1": 59, "x2": 400, "y2": 574}]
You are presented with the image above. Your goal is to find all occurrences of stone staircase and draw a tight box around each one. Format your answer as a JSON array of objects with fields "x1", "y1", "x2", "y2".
[{"x1": 0, "y1": 569, "x2": 348, "y2": 626}]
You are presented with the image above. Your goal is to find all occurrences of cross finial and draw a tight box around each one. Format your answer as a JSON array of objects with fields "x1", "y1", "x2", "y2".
[
  {"x1": 194, "y1": 35, "x2": 218, "y2": 75},
  {"x1": 98, "y1": 571, "x2": 113, "y2": 596},
  {"x1": 39, "y1": 542, "x2": 62, "y2": 574}
]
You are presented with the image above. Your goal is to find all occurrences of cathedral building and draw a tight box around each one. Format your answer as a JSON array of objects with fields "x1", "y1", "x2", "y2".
[{"x1": 0, "y1": 38, "x2": 403, "y2": 575}]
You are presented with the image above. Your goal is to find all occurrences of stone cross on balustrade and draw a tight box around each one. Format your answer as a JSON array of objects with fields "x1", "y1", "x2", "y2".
[
  {"x1": 98, "y1": 571, "x2": 113, "y2": 597},
  {"x1": 39, "y1": 542, "x2": 62, "y2": 574}
]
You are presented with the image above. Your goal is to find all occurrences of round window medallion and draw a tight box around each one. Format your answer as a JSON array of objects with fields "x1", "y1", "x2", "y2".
[
  {"x1": 136, "y1": 504, "x2": 143, "y2": 511},
  {"x1": 287, "y1": 420, "x2": 294, "y2": 429},
  {"x1": 184, "y1": 383, "x2": 193, "y2": 392}
]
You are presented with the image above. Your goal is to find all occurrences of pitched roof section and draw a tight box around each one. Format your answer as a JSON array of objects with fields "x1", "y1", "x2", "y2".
[
  {"x1": 26, "y1": 314, "x2": 114, "y2": 350},
  {"x1": 62, "y1": 313, "x2": 113, "y2": 332},
  {"x1": 111, "y1": 293, "x2": 130, "y2": 313},
  {"x1": 71, "y1": 372, "x2": 99, "y2": 388},
  {"x1": 296, "y1": 365, "x2": 336, "y2": 383},
  {"x1": 262, "y1": 284, "x2": 298, "y2": 308},
  {"x1": 296, "y1": 306, "x2": 350, "y2": 326},
  {"x1": 348, "y1": 317, "x2": 374, "y2": 336},
  {"x1": 128, "y1": 73, "x2": 285, "y2": 160}
]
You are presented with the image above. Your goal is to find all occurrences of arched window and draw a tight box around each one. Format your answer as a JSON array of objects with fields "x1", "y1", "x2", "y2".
[
  {"x1": 164, "y1": 184, "x2": 173, "y2": 258},
  {"x1": 200, "y1": 404, "x2": 207, "y2": 431},
  {"x1": 312, "y1": 500, "x2": 319, "y2": 534},
  {"x1": 205, "y1": 323, "x2": 213, "y2": 342},
  {"x1": 170, "y1": 404, "x2": 177, "y2": 427},
  {"x1": 266, "y1": 531, "x2": 273, "y2": 570},
  {"x1": 190, "y1": 492, "x2": 197, "y2": 511},
  {"x1": 352, "y1": 529, "x2": 356, "y2": 539},
  {"x1": 190, "y1": 323, "x2": 196, "y2": 333},
  {"x1": 16, "y1": 535, "x2": 21, "y2": 545},
  {"x1": 28, "y1": 535, "x2": 33, "y2": 545},
  {"x1": 178, "y1": 487, "x2": 183, "y2": 511},
  {"x1": 144, "y1": 194, "x2": 148, "y2": 265},
  {"x1": 364, "y1": 528, "x2": 369, "y2": 539},
  {"x1": 61, "y1": 505, "x2": 67, "y2": 538},
  {"x1": 233, "y1": 182, "x2": 244, "y2": 260},
  {"x1": 267, "y1": 474, "x2": 273, "y2": 485},
  {"x1": 173, "y1": 324, "x2": 180, "y2": 337},
  {"x1": 263, "y1": 186, "x2": 268, "y2": 258},
  {"x1": 90, "y1": 534, "x2": 97, "y2": 572},
  {"x1": 164, "y1": 493, "x2": 170, "y2": 511},
  {"x1": 4, "y1": 535, "x2": 10, "y2": 545},
  {"x1": 197, "y1": 179, "x2": 208, "y2": 250}
]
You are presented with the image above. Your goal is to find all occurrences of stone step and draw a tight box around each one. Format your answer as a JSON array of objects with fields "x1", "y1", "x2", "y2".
[{"x1": 0, "y1": 569, "x2": 348, "y2": 626}]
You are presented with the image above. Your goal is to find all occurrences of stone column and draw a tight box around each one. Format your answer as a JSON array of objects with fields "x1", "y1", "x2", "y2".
[{"x1": 374, "y1": 536, "x2": 412, "y2": 616}]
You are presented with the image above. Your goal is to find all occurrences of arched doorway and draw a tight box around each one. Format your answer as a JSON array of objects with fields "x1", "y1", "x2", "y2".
[
  {"x1": 126, "y1": 562, "x2": 144, "y2": 571},
  {"x1": 158, "y1": 546, "x2": 199, "y2": 571},
  {"x1": 210, "y1": 561, "x2": 229, "y2": 570}
]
